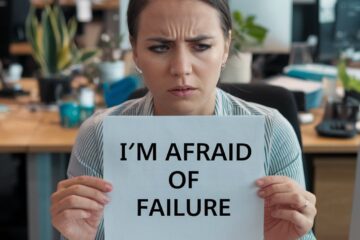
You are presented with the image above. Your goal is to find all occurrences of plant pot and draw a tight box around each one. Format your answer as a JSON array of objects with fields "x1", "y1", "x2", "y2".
[
  {"x1": 98, "y1": 61, "x2": 125, "y2": 83},
  {"x1": 344, "y1": 90, "x2": 360, "y2": 105},
  {"x1": 221, "y1": 52, "x2": 252, "y2": 83},
  {"x1": 37, "y1": 76, "x2": 72, "y2": 104}
]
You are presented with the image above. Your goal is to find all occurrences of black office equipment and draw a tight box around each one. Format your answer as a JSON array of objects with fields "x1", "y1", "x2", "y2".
[
  {"x1": 316, "y1": 101, "x2": 359, "y2": 138},
  {"x1": 0, "y1": 0, "x2": 11, "y2": 59}
]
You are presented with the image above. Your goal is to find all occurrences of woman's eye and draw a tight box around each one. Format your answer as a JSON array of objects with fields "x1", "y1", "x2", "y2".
[
  {"x1": 193, "y1": 44, "x2": 211, "y2": 51},
  {"x1": 148, "y1": 45, "x2": 170, "y2": 53}
]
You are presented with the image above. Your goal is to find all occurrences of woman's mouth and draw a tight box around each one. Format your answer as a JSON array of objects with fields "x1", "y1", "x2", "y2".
[{"x1": 168, "y1": 86, "x2": 197, "y2": 97}]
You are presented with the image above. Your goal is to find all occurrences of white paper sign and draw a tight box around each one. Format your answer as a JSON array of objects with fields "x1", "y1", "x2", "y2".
[{"x1": 104, "y1": 116, "x2": 265, "y2": 240}]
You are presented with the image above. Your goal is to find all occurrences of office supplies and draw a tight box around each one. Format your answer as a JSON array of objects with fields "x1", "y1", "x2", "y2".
[
  {"x1": 267, "y1": 75, "x2": 323, "y2": 111},
  {"x1": 349, "y1": 150, "x2": 360, "y2": 240},
  {"x1": 0, "y1": 61, "x2": 29, "y2": 98},
  {"x1": 76, "y1": 0, "x2": 92, "y2": 22},
  {"x1": 284, "y1": 63, "x2": 360, "y2": 82},
  {"x1": 316, "y1": 101, "x2": 359, "y2": 138}
]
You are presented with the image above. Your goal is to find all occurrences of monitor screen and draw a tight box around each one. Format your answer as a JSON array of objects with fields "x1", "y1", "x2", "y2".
[
  {"x1": 318, "y1": 0, "x2": 360, "y2": 61},
  {"x1": 228, "y1": 0, "x2": 293, "y2": 53}
]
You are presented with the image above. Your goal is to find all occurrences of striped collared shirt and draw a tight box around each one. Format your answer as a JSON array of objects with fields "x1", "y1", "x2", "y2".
[{"x1": 64, "y1": 88, "x2": 316, "y2": 240}]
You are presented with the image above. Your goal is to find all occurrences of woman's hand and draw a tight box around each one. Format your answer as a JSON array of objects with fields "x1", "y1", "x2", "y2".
[
  {"x1": 256, "y1": 176, "x2": 317, "y2": 240},
  {"x1": 51, "y1": 176, "x2": 113, "y2": 240}
]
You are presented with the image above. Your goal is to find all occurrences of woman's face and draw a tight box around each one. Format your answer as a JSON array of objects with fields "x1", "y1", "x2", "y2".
[{"x1": 132, "y1": 0, "x2": 231, "y2": 115}]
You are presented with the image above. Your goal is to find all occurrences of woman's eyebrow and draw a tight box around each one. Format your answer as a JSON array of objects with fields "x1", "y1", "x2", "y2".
[{"x1": 146, "y1": 35, "x2": 214, "y2": 43}]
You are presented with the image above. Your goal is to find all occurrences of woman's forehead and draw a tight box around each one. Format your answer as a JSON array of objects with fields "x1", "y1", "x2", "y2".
[{"x1": 137, "y1": 0, "x2": 223, "y2": 39}]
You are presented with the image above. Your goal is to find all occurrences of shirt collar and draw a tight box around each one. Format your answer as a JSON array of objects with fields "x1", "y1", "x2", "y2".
[{"x1": 140, "y1": 88, "x2": 229, "y2": 116}]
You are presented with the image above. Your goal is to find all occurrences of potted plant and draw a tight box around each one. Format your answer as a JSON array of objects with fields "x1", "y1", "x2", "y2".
[
  {"x1": 221, "y1": 10, "x2": 268, "y2": 83},
  {"x1": 337, "y1": 60, "x2": 360, "y2": 104},
  {"x1": 26, "y1": 4, "x2": 98, "y2": 104},
  {"x1": 97, "y1": 33, "x2": 125, "y2": 83}
]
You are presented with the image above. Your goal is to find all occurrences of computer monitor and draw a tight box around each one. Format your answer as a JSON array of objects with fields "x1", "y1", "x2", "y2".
[
  {"x1": 349, "y1": 151, "x2": 360, "y2": 240},
  {"x1": 228, "y1": 0, "x2": 293, "y2": 53},
  {"x1": 317, "y1": 0, "x2": 360, "y2": 62}
]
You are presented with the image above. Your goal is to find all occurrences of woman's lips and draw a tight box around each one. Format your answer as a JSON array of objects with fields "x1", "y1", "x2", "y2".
[{"x1": 168, "y1": 86, "x2": 197, "y2": 97}]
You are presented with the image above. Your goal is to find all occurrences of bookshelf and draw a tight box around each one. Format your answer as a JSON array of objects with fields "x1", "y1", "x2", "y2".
[{"x1": 30, "y1": 0, "x2": 119, "y2": 10}]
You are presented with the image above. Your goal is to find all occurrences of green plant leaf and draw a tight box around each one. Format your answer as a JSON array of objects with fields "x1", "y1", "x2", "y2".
[
  {"x1": 231, "y1": 10, "x2": 268, "y2": 52},
  {"x1": 68, "y1": 18, "x2": 77, "y2": 41},
  {"x1": 42, "y1": 6, "x2": 58, "y2": 75},
  {"x1": 337, "y1": 60, "x2": 350, "y2": 89},
  {"x1": 348, "y1": 76, "x2": 360, "y2": 92},
  {"x1": 232, "y1": 11, "x2": 243, "y2": 25},
  {"x1": 77, "y1": 49, "x2": 99, "y2": 64}
]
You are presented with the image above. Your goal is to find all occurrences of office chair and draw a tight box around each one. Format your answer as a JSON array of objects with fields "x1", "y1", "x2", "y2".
[{"x1": 127, "y1": 83, "x2": 311, "y2": 191}]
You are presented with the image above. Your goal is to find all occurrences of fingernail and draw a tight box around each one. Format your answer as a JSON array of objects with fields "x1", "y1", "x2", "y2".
[
  {"x1": 103, "y1": 196, "x2": 110, "y2": 204},
  {"x1": 256, "y1": 180, "x2": 264, "y2": 186},
  {"x1": 105, "y1": 196, "x2": 110, "y2": 203},
  {"x1": 258, "y1": 190, "x2": 265, "y2": 197},
  {"x1": 105, "y1": 183, "x2": 113, "y2": 191}
]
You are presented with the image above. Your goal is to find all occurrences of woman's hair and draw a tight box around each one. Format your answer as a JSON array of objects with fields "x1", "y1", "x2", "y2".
[{"x1": 127, "y1": 0, "x2": 232, "y2": 41}]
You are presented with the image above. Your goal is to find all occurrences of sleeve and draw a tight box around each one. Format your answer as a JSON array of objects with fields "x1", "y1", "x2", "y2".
[
  {"x1": 267, "y1": 111, "x2": 316, "y2": 240},
  {"x1": 67, "y1": 115, "x2": 103, "y2": 178},
  {"x1": 267, "y1": 110, "x2": 305, "y2": 186},
  {"x1": 61, "y1": 115, "x2": 105, "y2": 240}
]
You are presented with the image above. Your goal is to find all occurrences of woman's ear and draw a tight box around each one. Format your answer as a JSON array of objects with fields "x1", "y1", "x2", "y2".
[
  {"x1": 223, "y1": 30, "x2": 232, "y2": 64},
  {"x1": 130, "y1": 37, "x2": 143, "y2": 73},
  {"x1": 130, "y1": 37, "x2": 139, "y2": 66}
]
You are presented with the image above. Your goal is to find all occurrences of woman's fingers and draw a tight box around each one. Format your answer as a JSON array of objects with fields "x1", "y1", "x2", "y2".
[
  {"x1": 51, "y1": 195, "x2": 105, "y2": 216},
  {"x1": 268, "y1": 192, "x2": 307, "y2": 208},
  {"x1": 51, "y1": 184, "x2": 110, "y2": 205},
  {"x1": 258, "y1": 182, "x2": 294, "y2": 198},
  {"x1": 268, "y1": 192, "x2": 316, "y2": 214},
  {"x1": 256, "y1": 176, "x2": 293, "y2": 188},
  {"x1": 57, "y1": 176, "x2": 112, "y2": 192},
  {"x1": 271, "y1": 209, "x2": 314, "y2": 236},
  {"x1": 53, "y1": 209, "x2": 91, "y2": 223}
]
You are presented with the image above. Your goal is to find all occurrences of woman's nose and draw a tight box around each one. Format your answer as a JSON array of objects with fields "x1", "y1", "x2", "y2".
[{"x1": 170, "y1": 48, "x2": 192, "y2": 77}]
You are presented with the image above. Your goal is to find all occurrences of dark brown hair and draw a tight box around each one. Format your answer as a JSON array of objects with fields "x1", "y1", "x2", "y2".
[{"x1": 127, "y1": 0, "x2": 232, "y2": 41}]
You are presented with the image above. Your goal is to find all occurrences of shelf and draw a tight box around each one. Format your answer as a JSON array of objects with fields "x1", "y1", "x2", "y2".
[
  {"x1": 9, "y1": 42, "x2": 32, "y2": 56},
  {"x1": 31, "y1": 0, "x2": 119, "y2": 10}
]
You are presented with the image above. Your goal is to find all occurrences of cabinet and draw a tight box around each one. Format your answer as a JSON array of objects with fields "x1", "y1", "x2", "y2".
[{"x1": 314, "y1": 158, "x2": 356, "y2": 240}]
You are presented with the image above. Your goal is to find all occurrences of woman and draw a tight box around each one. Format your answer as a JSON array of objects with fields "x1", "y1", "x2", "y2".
[{"x1": 51, "y1": 0, "x2": 317, "y2": 239}]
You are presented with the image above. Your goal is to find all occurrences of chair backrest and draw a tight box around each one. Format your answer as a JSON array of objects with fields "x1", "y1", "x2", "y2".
[
  {"x1": 128, "y1": 83, "x2": 310, "y2": 190},
  {"x1": 349, "y1": 150, "x2": 360, "y2": 240}
]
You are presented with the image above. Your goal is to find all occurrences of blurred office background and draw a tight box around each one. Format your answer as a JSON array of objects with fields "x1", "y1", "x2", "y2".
[{"x1": 0, "y1": 0, "x2": 359, "y2": 239}]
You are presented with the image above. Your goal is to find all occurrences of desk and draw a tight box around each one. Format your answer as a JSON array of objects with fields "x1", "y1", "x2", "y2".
[
  {"x1": 301, "y1": 108, "x2": 360, "y2": 154},
  {"x1": 301, "y1": 108, "x2": 359, "y2": 240},
  {"x1": 1, "y1": 79, "x2": 359, "y2": 240},
  {"x1": 0, "y1": 79, "x2": 77, "y2": 240}
]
